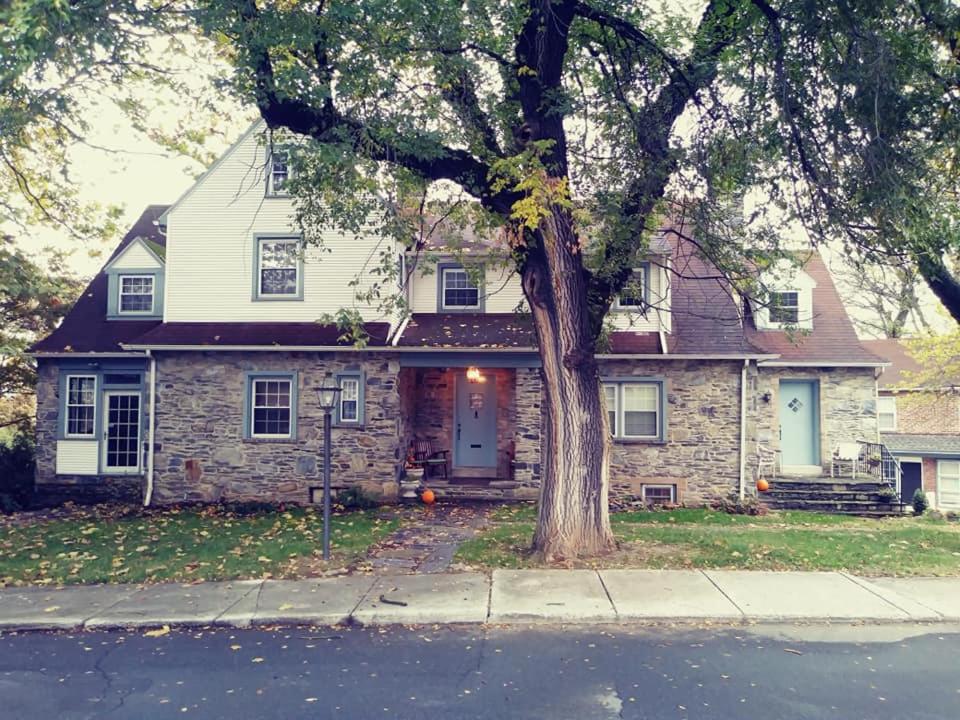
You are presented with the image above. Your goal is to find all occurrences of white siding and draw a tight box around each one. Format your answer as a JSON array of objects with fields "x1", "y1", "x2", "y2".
[
  {"x1": 407, "y1": 259, "x2": 526, "y2": 313},
  {"x1": 163, "y1": 122, "x2": 394, "y2": 323},
  {"x1": 56, "y1": 440, "x2": 99, "y2": 475},
  {"x1": 109, "y1": 240, "x2": 163, "y2": 271},
  {"x1": 607, "y1": 262, "x2": 669, "y2": 333}
]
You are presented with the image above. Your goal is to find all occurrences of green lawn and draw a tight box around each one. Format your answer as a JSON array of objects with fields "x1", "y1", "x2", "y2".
[
  {"x1": 456, "y1": 505, "x2": 960, "y2": 576},
  {"x1": 0, "y1": 505, "x2": 400, "y2": 586}
]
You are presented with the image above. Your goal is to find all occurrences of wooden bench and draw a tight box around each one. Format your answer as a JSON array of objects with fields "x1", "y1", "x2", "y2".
[{"x1": 410, "y1": 438, "x2": 449, "y2": 480}]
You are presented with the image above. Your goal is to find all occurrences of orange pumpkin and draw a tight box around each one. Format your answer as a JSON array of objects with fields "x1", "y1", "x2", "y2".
[
  {"x1": 421, "y1": 489, "x2": 436, "y2": 504},
  {"x1": 756, "y1": 478, "x2": 770, "y2": 492}
]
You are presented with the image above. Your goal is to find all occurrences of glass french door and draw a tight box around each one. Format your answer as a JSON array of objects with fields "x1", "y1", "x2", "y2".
[{"x1": 102, "y1": 391, "x2": 141, "y2": 472}]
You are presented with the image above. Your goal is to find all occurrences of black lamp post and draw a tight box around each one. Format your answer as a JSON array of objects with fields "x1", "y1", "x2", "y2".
[{"x1": 315, "y1": 379, "x2": 341, "y2": 561}]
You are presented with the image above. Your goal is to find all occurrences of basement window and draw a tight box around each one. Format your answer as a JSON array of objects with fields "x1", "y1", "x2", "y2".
[{"x1": 642, "y1": 484, "x2": 676, "y2": 505}]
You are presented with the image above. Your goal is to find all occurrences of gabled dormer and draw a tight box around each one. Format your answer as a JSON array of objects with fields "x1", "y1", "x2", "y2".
[
  {"x1": 104, "y1": 236, "x2": 165, "y2": 320},
  {"x1": 753, "y1": 259, "x2": 816, "y2": 331}
]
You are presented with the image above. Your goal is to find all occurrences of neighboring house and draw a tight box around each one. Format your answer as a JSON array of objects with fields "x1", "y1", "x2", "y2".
[
  {"x1": 862, "y1": 339, "x2": 960, "y2": 510},
  {"x1": 30, "y1": 122, "x2": 885, "y2": 508}
]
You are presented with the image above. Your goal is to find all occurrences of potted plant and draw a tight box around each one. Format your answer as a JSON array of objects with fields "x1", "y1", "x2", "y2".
[
  {"x1": 876, "y1": 486, "x2": 898, "y2": 503},
  {"x1": 400, "y1": 448, "x2": 423, "y2": 500}
]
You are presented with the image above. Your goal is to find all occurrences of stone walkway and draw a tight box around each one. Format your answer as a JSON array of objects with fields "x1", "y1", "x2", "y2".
[{"x1": 365, "y1": 503, "x2": 493, "y2": 574}]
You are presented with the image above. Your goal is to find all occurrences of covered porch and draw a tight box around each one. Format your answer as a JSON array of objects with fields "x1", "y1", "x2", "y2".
[{"x1": 397, "y1": 354, "x2": 542, "y2": 500}]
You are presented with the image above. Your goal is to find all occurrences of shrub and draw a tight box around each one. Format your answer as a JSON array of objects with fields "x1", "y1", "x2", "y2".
[
  {"x1": 0, "y1": 433, "x2": 36, "y2": 513},
  {"x1": 912, "y1": 488, "x2": 929, "y2": 516},
  {"x1": 710, "y1": 494, "x2": 768, "y2": 516}
]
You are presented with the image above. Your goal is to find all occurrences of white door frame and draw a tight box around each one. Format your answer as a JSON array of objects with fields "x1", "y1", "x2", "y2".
[{"x1": 101, "y1": 390, "x2": 142, "y2": 474}]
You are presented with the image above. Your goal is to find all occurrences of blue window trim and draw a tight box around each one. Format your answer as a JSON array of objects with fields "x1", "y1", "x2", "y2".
[
  {"x1": 54, "y1": 361, "x2": 147, "y2": 475},
  {"x1": 251, "y1": 234, "x2": 305, "y2": 302},
  {"x1": 437, "y1": 262, "x2": 485, "y2": 313},
  {"x1": 106, "y1": 268, "x2": 164, "y2": 320},
  {"x1": 612, "y1": 263, "x2": 651, "y2": 311},
  {"x1": 600, "y1": 376, "x2": 667, "y2": 443},
  {"x1": 243, "y1": 371, "x2": 299, "y2": 441},
  {"x1": 334, "y1": 370, "x2": 365, "y2": 427}
]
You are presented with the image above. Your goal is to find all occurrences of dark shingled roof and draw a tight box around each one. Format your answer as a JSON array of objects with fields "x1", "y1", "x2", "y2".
[
  {"x1": 882, "y1": 433, "x2": 960, "y2": 456},
  {"x1": 396, "y1": 314, "x2": 535, "y2": 348},
  {"x1": 31, "y1": 205, "x2": 169, "y2": 353},
  {"x1": 744, "y1": 251, "x2": 884, "y2": 365},
  {"x1": 128, "y1": 321, "x2": 391, "y2": 348}
]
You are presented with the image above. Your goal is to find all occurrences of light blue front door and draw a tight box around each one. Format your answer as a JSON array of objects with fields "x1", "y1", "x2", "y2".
[
  {"x1": 454, "y1": 373, "x2": 497, "y2": 468},
  {"x1": 779, "y1": 380, "x2": 819, "y2": 466}
]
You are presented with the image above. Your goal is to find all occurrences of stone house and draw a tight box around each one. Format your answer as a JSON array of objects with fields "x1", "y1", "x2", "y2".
[
  {"x1": 862, "y1": 339, "x2": 960, "y2": 510},
  {"x1": 31, "y1": 122, "x2": 886, "y2": 507}
]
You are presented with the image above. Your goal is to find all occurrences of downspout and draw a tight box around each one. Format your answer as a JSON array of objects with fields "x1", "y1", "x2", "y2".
[
  {"x1": 144, "y1": 350, "x2": 157, "y2": 507},
  {"x1": 739, "y1": 358, "x2": 749, "y2": 500}
]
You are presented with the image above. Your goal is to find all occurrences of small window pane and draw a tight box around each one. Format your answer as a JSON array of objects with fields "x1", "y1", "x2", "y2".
[
  {"x1": 643, "y1": 485, "x2": 675, "y2": 504},
  {"x1": 269, "y1": 151, "x2": 290, "y2": 194},
  {"x1": 442, "y1": 269, "x2": 479, "y2": 308},
  {"x1": 119, "y1": 276, "x2": 154, "y2": 313},
  {"x1": 769, "y1": 291, "x2": 800, "y2": 324},
  {"x1": 66, "y1": 376, "x2": 96, "y2": 436},
  {"x1": 251, "y1": 378, "x2": 293, "y2": 437},
  {"x1": 617, "y1": 270, "x2": 646, "y2": 307},
  {"x1": 339, "y1": 377, "x2": 360, "y2": 422},
  {"x1": 603, "y1": 384, "x2": 617, "y2": 436},
  {"x1": 622, "y1": 384, "x2": 659, "y2": 438},
  {"x1": 259, "y1": 240, "x2": 300, "y2": 296}
]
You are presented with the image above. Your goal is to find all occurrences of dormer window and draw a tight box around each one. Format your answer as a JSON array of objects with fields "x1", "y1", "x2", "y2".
[
  {"x1": 118, "y1": 275, "x2": 155, "y2": 314},
  {"x1": 255, "y1": 236, "x2": 303, "y2": 300},
  {"x1": 440, "y1": 266, "x2": 481, "y2": 311},
  {"x1": 267, "y1": 149, "x2": 290, "y2": 195},
  {"x1": 769, "y1": 291, "x2": 800, "y2": 324},
  {"x1": 614, "y1": 265, "x2": 649, "y2": 310}
]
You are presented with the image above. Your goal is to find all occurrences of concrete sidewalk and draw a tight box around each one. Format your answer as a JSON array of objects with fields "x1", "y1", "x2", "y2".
[{"x1": 2, "y1": 570, "x2": 960, "y2": 631}]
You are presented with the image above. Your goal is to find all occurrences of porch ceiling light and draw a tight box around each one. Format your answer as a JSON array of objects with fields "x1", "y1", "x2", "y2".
[
  {"x1": 315, "y1": 378, "x2": 342, "y2": 410},
  {"x1": 466, "y1": 366, "x2": 484, "y2": 383}
]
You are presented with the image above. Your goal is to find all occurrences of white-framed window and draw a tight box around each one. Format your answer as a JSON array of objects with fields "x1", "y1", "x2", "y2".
[
  {"x1": 65, "y1": 375, "x2": 97, "y2": 437},
  {"x1": 603, "y1": 384, "x2": 618, "y2": 435},
  {"x1": 769, "y1": 291, "x2": 800, "y2": 324},
  {"x1": 642, "y1": 484, "x2": 676, "y2": 505},
  {"x1": 118, "y1": 275, "x2": 154, "y2": 314},
  {"x1": 338, "y1": 376, "x2": 360, "y2": 423},
  {"x1": 937, "y1": 460, "x2": 960, "y2": 509},
  {"x1": 441, "y1": 267, "x2": 480, "y2": 310},
  {"x1": 602, "y1": 380, "x2": 663, "y2": 440},
  {"x1": 878, "y1": 395, "x2": 897, "y2": 432},
  {"x1": 250, "y1": 377, "x2": 293, "y2": 438},
  {"x1": 267, "y1": 149, "x2": 291, "y2": 195},
  {"x1": 257, "y1": 237, "x2": 301, "y2": 298},
  {"x1": 614, "y1": 266, "x2": 648, "y2": 310}
]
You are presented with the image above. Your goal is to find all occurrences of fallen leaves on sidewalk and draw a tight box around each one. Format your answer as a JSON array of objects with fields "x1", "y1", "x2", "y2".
[{"x1": 144, "y1": 625, "x2": 171, "y2": 637}]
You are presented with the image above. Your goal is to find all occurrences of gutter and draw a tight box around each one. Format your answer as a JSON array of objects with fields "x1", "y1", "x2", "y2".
[
  {"x1": 596, "y1": 352, "x2": 778, "y2": 361},
  {"x1": 739, "y1": 359, "x2": 749, "y2": 500},
  {"x1": 29, "y1": 351, "x2": 149, "y2": 359},
  {"x1": 121, "y1": 343, "x2": 542, "y2": 353},
  {"x1": 758, "y1": 360, "x2": 889, "y2": 368},
  {"x1": 389, "y1": 315, "x2": 411, "y2": 347},
  {"x1": 658, "y1": 328, "x2": 669, "y2": 355},
  {"x1": 144, "y1": 350, "x2": 157, "y2": 507}
]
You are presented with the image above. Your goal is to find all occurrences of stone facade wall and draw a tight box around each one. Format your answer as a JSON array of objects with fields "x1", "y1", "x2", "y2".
[
  {"x1": 754, "y1": 367, "x2": 878, "y2": 467},
  {"x1": 151, "y1": 351, "x2": 402, "y2": 504},
  {"x1": 598, "y1": 358, "x2": 745, "y2": 505},
  {"x1": 512, "y1": 367, "x2": 542, "y2": 491},
  {"x1": 34, "y1": 360, "x2": 144, "y2": 503}
]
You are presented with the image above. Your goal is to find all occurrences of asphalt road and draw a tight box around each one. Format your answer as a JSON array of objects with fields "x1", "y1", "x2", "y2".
[{"x1": 1, "y1": 623, "x2": 958, "y2": 719}]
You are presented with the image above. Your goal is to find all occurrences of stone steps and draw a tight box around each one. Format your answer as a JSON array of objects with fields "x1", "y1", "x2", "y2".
[{"x1": 759, "y1": 476, "x2": 904, "y2": 516}]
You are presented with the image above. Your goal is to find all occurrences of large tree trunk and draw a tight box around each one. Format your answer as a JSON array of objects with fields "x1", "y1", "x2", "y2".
[{"x1": 522, "y1": 206, "x2": 617, "y2": 561}]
